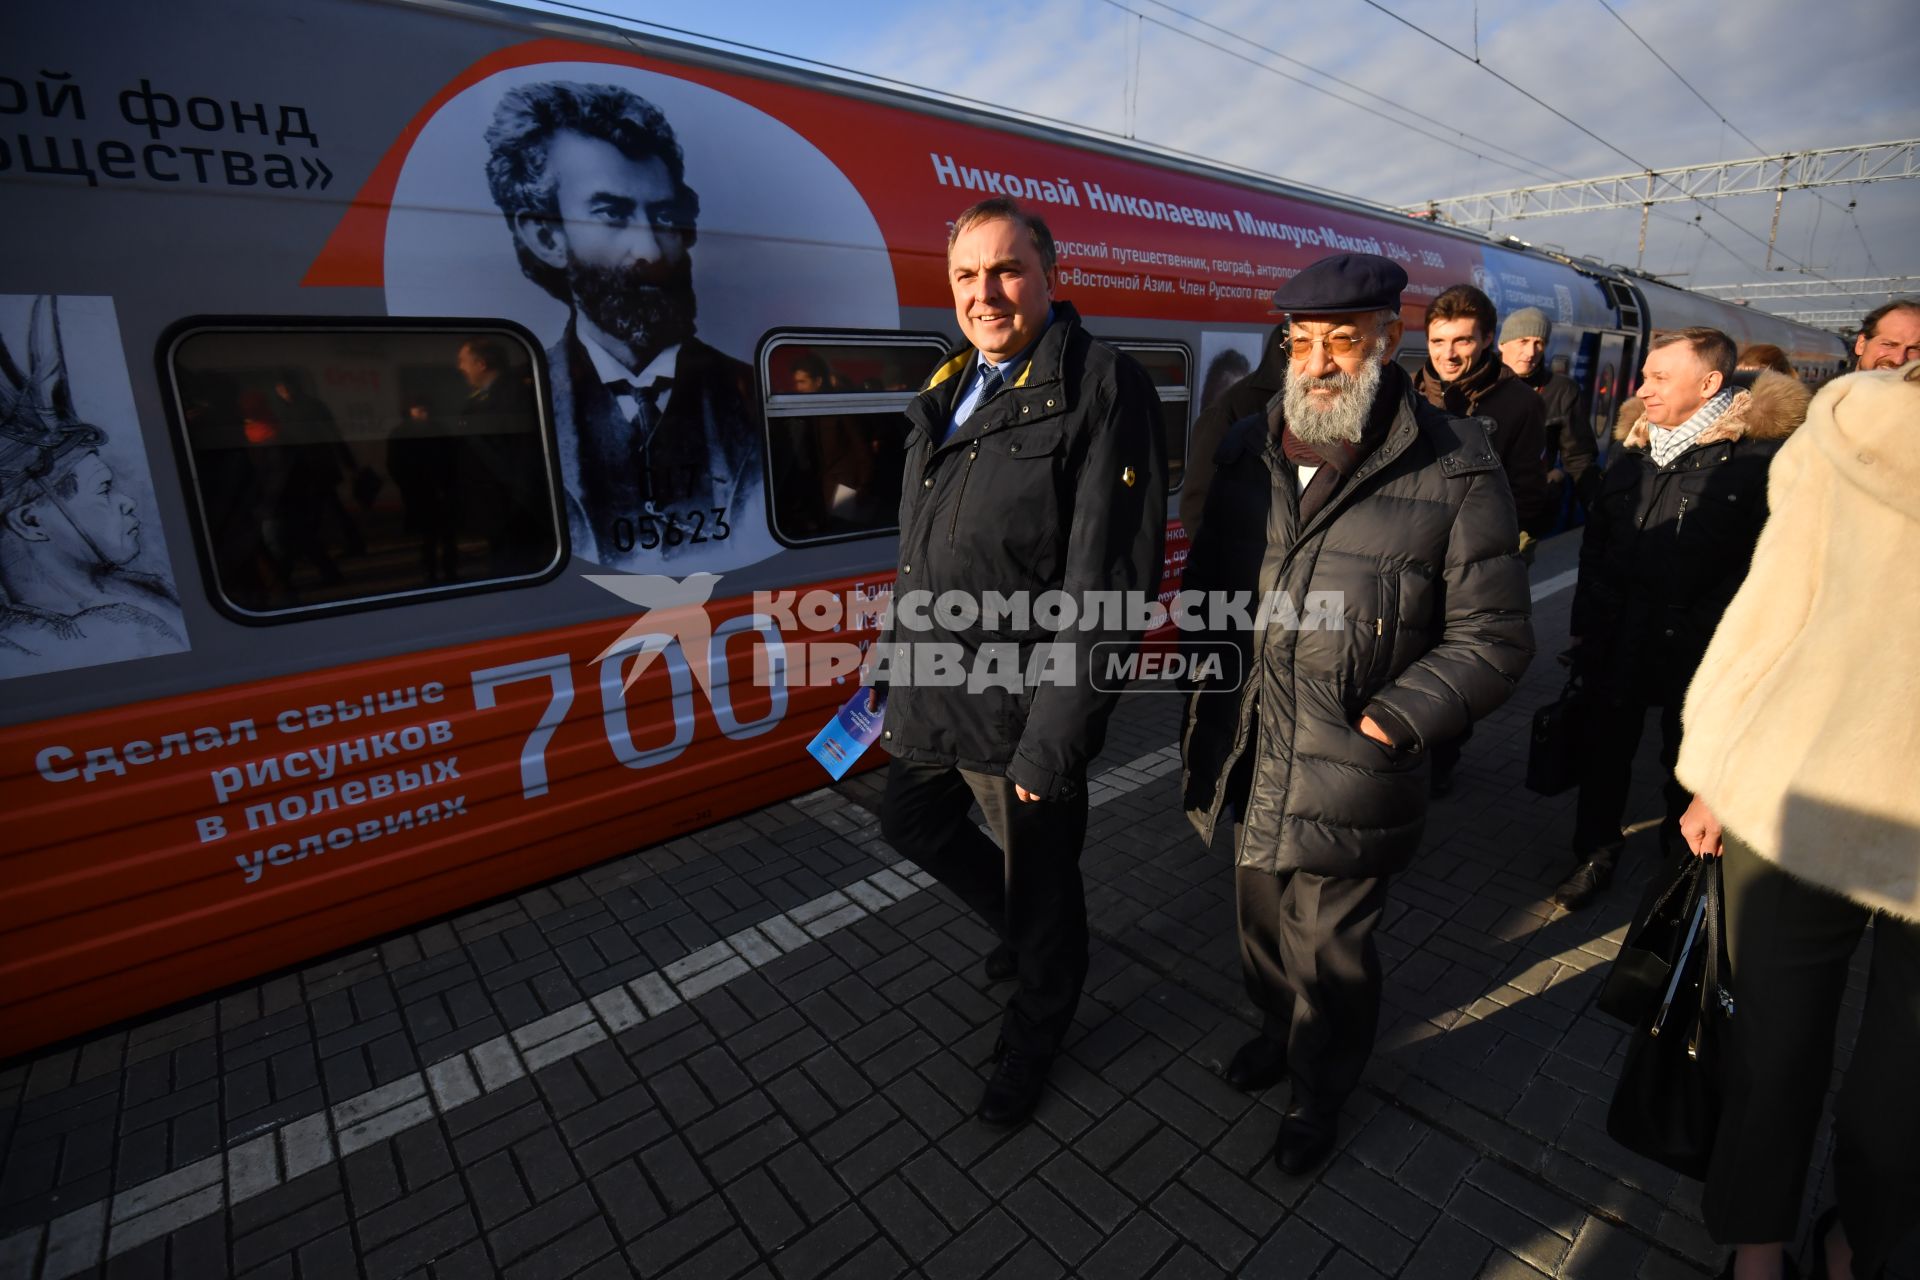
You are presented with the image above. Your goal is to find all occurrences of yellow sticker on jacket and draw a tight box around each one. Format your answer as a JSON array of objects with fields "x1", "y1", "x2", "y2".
[{"x1": 1122, "y1": 466, "x2": 1137, "y2": 487}]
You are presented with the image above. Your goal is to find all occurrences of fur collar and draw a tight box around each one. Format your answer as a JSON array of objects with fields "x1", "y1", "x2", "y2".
[{"x1": 1614, "y1": 367, "x2": 1810, "y2": 451}]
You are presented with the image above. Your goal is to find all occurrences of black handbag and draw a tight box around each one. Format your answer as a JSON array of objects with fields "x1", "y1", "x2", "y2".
[
  {"x1": 1605, "y1": 858, "x2": 1734, "y2": 1180},
  {"x1": 1525, "y1": 675, "x2": 1585, "y2": 795},
  {"x1": 1597, "y1": 851, "x2": 1704, "y2": 1027}
]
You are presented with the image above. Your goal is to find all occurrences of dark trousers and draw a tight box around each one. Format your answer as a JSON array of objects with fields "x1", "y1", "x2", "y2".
[
  {"x1": 880, "y1": 760, "x2": 1090, "y2": 1057},
  {"x1": 1235, "y1": 865, "x2": 1389, "y2": 1111},
  {"x1": 1704, "y1": 835, "x2": 1920, "y2": 1277},
  {"x1": 1572, "y1": 689, "x2": 1688, "y2": 864}
]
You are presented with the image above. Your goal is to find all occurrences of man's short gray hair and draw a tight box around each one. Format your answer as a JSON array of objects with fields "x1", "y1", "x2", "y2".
[{"x1": 946, "y1": 198, "x2": 1057, "y2": 276}]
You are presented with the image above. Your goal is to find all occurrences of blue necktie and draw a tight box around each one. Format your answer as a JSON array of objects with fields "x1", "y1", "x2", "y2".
[{"x1": 966, "y1": 364, "x2": 1003, "y2": 425}]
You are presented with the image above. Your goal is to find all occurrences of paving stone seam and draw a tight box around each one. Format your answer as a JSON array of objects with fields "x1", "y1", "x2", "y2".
[
  {"x1": 0, "y1": 751, "x2": 1182, "y2": 1280},
  {"x1": 1359, "y1": 1076, "x2": 1717, "y2": 1275}
]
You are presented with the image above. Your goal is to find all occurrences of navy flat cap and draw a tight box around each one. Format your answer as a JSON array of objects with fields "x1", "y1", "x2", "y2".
[{"x1": 1271, "y1": 252, "x2": 1408, "y2": 316}]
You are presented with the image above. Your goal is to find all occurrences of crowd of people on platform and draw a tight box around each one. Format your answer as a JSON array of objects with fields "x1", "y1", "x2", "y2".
[{"x1": 869, "y1": 193, "x2": 1917, "y2": 1280}]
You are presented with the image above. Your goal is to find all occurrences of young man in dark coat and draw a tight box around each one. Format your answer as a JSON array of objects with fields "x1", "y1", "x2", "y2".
[
  {"x1": 1554, "y1": 327, "x2": 1808, "y2": 909},
  {"x1": 1415, "y1": 285, "x2": 1549, "y2": 795},
  {"x1": 1416, "y1": 285, "x2": 1551, "y2": 539},
  {"x1": 1180, "y1": 253, "x2": 1533, "y2": 1174},
  {"x1": 875, "y1": 197, "x2": 1166, "y2": 1125}
]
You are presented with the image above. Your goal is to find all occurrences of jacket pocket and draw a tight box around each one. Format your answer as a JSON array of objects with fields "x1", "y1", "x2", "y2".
[
  {"x1": 1365, "y1": 573, "x2": 1401, "y2": 691},
  {"x1": 982, "y1": 423, "x2": 1070, "y2": 577}
]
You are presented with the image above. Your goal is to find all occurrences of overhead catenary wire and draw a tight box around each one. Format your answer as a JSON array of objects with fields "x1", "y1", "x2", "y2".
[
  {"x1": 1360, "y1": 0, "x2": 1825, "y2": 279},
  {"x1": 1130, "y1": 0, "x2": 1581, "y2": 183},
  {"x1": 1595, "y1": 0, "x2": 1867, "y2": 276},
  {"x1": 1091, "y1": 0, "x2": 1564, "y2": 184}
]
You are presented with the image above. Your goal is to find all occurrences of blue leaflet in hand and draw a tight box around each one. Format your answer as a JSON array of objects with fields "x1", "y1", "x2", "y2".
[{"x1": 806, "y1": 687, "x2": 887, "y2": 780}]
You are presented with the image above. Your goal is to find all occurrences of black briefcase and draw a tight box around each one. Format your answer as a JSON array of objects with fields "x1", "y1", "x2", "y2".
[{"x1": 1524, "y1": 676, "x2": 1585, "y2": 796}]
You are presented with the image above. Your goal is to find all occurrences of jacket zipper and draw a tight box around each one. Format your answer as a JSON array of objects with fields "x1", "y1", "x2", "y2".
[
  {"x1": 1675, "y1": 494, "x2": 1690, "y2": 536},
  {"x1": 947, "y1": 445, "x2": 979, "y2": 546}
]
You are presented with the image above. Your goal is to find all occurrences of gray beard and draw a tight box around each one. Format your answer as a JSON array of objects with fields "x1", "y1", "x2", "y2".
[{"x1": 1284, "y1": 349, "x2": 1384, "y2": 446}]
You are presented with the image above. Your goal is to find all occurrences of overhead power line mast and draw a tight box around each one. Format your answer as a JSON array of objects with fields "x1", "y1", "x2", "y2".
[
  {"x1": 1694, "y1": 276, "x2": 1920, "y2": 301},
  {"x1": 1405, "y1": 139, "x2": 1918, "y2": 224}
]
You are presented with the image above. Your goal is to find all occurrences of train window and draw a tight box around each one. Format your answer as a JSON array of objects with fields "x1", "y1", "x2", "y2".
[
  {"x1": 165, "y1": 323, "x2": 561, "y2": 621},
  {"x1": 1114, "y1": 342, "x2": 1191, "y2": 492},
  {"x1": 760, "y1": 334, "x2": 949, "y2": 545}
]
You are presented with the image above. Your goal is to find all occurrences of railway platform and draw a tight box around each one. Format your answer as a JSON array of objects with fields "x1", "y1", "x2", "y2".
[{"x1": 0, "y1": 533, "x2": 1899, "y2": 1280}]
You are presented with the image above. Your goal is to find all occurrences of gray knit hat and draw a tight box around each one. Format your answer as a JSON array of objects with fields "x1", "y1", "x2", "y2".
[{"x1": 1500, "y1": 307, "x2": 1551, "y2": 344}]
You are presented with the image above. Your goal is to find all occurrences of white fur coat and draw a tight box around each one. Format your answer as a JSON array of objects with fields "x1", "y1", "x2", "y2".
[{"x1": 1676, "y1": 364, "x2": 1920, "y2": 920}]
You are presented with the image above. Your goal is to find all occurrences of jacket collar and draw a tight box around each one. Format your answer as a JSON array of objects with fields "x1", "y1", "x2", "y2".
[
  {"x1": 911, "y1": 301, "x2": 1082, "y2": 442},
  {"x1": 1613, "y1": 367, "x2": 1812, "y2": 453}
]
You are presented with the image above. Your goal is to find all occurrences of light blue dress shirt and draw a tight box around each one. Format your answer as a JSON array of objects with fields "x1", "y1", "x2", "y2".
[{"x1": 944, "y1": 308, "x2": 1054, "y2": 440}]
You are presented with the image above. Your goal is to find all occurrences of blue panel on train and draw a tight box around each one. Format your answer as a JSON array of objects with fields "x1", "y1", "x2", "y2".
[{"x1": 1475, "y1": 247, "x2": 1615, "y2": 330}]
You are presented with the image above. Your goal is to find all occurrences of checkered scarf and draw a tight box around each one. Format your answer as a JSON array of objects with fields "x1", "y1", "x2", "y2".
[{"x1": 1649, "y1": 388, "x2": 1736, "y2": 468}]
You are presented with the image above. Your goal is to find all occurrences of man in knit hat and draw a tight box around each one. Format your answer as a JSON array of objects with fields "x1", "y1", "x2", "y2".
[{"x1": 1500, "y1": 307, "x2": 1597, "y2": 511}]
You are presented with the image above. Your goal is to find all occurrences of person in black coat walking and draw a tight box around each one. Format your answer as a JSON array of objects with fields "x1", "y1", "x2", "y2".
[
  {"x1": 1180, "y1": 253, "x2": 1533, "y2": 1174},
  {"x1": 1553, "y1": 328, "x2": 1808, "y2": 910},
  {"x1": 875, "y1": 197, "x2": 1166, "y2": 1126}
]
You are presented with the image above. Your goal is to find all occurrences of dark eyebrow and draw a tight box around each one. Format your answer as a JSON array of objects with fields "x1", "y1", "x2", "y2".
[{"x1": 587, "y1": 192, "x2": 637, "y2": 217}]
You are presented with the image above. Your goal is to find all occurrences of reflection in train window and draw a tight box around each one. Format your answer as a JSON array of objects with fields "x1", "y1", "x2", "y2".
[
  {"x1": 1114, "y1": 342, "x2": 1191, "y2": 492},
  {"x1": 166, "y1": 324, "x2": 561, "y2": 620},
  {"x1": 760, "y1": 335, "x2": 949, "y2": 545}
]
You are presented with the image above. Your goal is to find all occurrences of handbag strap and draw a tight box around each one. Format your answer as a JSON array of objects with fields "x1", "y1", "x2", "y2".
[
  {"x1": 1645, "y1": 851, "x2": 1703, "y2": 930},
  {"x1": 1702, "y1": 859, "x2": 1733, "y2": 1017}
]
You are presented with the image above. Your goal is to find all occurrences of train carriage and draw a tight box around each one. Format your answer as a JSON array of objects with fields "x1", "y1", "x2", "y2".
[{"x1": 0, "y1": 0, "x2": 1846, "y2": 1057}]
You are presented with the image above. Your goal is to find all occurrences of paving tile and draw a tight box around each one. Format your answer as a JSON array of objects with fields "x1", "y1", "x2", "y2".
[{"x1": 0, "y1": 587, "x2": 1873, "y2": 1280}]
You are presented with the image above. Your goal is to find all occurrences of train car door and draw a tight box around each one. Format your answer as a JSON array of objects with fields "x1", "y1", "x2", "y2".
[{"x1": 1590, "y1": 332, "x2": 1633, "y2": 466}]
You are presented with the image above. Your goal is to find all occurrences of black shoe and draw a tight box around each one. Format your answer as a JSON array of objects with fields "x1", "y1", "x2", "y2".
[
  {"x1": 1553, "y1": 855, "x2": 1615, "y2": 910},
  {"x1": 984, "y1": 943, "x2": 1017, "y2": 983},
  {"x1": 1429, "y1": 766, "x2": 1456, "y2": 799},
  {"x1": 1273, "y1": 1103, "x2": 1338, "y2": 1175},
  {"x1": 978, "y1": 1044, "x2": 1051, "y2": 1126},
  {"x1": 1224, "y1": 1036, "x2": 1287, "y2": 1092}
]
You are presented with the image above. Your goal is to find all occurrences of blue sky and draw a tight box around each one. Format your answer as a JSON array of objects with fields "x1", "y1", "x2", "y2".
[{"x1": 504, "y1": 0, "x2": 1919, "y2": 324}]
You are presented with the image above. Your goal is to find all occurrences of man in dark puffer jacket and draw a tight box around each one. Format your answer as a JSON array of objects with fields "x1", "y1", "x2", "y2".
[{"x1": 1181, "y1": 254, "x2": 1534, "y2": 1174}]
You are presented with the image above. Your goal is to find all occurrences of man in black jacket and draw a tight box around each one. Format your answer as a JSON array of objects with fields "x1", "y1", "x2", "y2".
[
  {"x1": 875, "y1": 197, "x2": 1166, "y2": 1125},
  {"x1": 1499, "y1": 307, "x2": 1597, "y2": 511},
  {"x1": 1554, "y1": 327, "x2": 1808, "y2": 909},
  {"x1": 1415, "y1": 285, "x2": 1549, "y2": 796},
  {"x1": 1417, "y1": 285, "x2": 1551, "y2": 538},
  {"x1": 1181, "y1": 254, "x2": 1533, "y2": 1173}
]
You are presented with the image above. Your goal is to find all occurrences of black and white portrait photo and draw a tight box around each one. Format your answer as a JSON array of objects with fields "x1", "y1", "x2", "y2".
[
  {"x1": 0, "y1": 294, "x2": 189, "y2": 678},
  {"x1": 381, "y1": 60, "x2": 901, "y2": 576},
  {"x1": 484, "y1": 80, "x2": 761, "y2": 569}
]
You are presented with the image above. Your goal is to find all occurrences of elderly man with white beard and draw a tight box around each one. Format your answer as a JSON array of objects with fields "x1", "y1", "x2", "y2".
[{"x1": 1179, "y1": 253, "x2": 1534, "y2": 1175}]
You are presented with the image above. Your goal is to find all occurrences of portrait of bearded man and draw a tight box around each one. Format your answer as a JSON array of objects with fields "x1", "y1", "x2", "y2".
[{"x1": 484, "y1": 80, "x2": 764, "y2": 570}]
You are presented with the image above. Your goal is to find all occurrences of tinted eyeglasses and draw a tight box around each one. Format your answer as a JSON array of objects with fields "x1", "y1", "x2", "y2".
[{"x1": 1286, "y1": 332, "x2": 1373, "y2": 360}]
